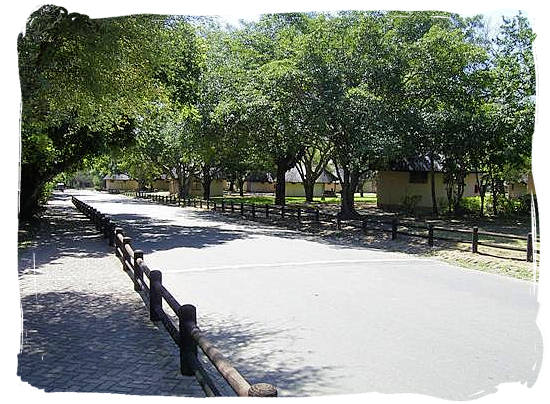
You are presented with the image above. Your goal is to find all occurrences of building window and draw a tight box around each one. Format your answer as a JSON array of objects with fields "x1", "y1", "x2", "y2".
[{"x1": 409, "y1": 171, "x2": 428, "y2": 184}]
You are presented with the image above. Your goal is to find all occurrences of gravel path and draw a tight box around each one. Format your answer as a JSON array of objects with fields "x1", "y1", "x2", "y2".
[
  {"x1": 17, "y1": 192, "x2": 204, "y2": 397},
  {"x1": 24, "y1": 189, "x2": 542, "y2": 399}
]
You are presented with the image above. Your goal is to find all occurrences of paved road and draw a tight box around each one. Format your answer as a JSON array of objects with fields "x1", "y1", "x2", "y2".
[
  {"x1": 17, "y1": 193, "x2": 204, "y2": 397},
  {"x1": 70, "y1": 190, "x2": 541, "y2": 399}
]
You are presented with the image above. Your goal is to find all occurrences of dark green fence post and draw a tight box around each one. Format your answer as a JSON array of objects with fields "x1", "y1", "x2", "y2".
[
  {"x1": 265, "y1": 204, "x2": 269, "y2": 218},
  {"x1": 150, "y1": 270, "x2": 162, "y2": 322},
  {"x1": 428, "y1": 224, "x2": 434, "y2": 247},
  {"x1": 178, "y1": 304, "x2": 198, "y2": 376},
  {"x1": 240, "y1": 202, "x2": 244, "y2": 216},
  {"x1": 472, "y1": 226, "x2": 478, "y2": 253},
  {"x1": 252, "y1": 204, "x2": 256, "y2": 219}
]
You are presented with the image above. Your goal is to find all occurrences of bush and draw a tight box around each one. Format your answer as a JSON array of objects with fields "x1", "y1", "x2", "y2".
[
  {"x1": 459, "y1": 196, "x2": 481, "y2": 214},
  {"x1": 402, "y1": 194, "x2": 422, "y2": 214}
]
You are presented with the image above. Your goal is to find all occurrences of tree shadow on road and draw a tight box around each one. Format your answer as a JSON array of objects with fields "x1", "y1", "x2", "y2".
[
  {"x1": 18, "y1": 203, "x2": 112, "y2": 273},
  {"x1": 105, "y1": 212, "x2": 250, "y2": 255}
]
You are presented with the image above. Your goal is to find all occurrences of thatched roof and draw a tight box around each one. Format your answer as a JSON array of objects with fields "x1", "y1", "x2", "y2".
[
  {"x1": 103, "y1": 173, "x2": 131, "y2": 180},
  {"x1": 246, "y1": 167, "x2": 338, "y2": 184},
  {"x1": 388, "y1": 156, "x2": 443, "y2": 172}
]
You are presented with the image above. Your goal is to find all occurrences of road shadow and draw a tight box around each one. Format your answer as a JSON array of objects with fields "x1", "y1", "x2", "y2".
[
  {"x1": 18, "y1": 202, "x2": 112, "y2": 272},
  {"x1": 104, "y1": 212, "x2": 250, "y2": 255},
  {"x1": 18, "y1": 290, "x2": 203, "y2": 396}
]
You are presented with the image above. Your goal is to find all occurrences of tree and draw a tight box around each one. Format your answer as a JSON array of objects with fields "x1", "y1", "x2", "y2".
[
  {"x1": 231, "y1": 14, "x2": 312, "y2": 205},
  {"x1": 18, "y1": 6, "x2": 201, "y2": 217},
  {"x1": 400, "y1": 14, "x2": 488, "y2": 215},
  {"x1": 298, "y1": 12, "x2": 405, "y2": 218}
]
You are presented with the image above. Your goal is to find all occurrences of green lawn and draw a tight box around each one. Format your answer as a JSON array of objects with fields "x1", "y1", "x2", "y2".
[{"x1": 210, "y1": 193, "x2": 377, "y2": 206}]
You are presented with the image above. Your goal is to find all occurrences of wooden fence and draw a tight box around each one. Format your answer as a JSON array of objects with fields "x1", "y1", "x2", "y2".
[
  {"x1": 127, "y1": 191, "x2": 539, "y2": 263},
  {"x1": 71, "y1": 196, "x2": 278, "y2": 397}
]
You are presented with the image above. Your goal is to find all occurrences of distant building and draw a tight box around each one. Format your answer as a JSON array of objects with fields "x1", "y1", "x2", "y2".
[
  {"x1": 153, "y1": 173, "x2": 225, "y2": 197},
  {"x1": 245, "y1": 167, "x2": 338, "y2": 197},
  {"x1": 103, "y1": 174, "x2": 139, "y2": 191},
  {"x1": 508, "y1": 172, "x2": 535, "y2": 197},
  {"x1": 376, "y1": 157, "x2": 479, "y2": 210}
]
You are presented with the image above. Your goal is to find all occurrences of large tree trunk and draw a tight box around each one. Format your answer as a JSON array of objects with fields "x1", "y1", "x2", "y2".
[
  {"x1": 19, "y1": 165, "x2": 49, "y2": 219},
  {"x1": 238, "y1": 179, "x2": 244, "y2": 197},
  {"x1": 338, "y1": 166, "x2": 361, "y2": 219},
  {"x1": 275, "y1": 164, "x2": 287, "y2": 206},
  {"x1": 303, "y1": 179, "x2": 315, "y2": 202},
  {"x1": 202, "y1": 166, "x2": 212, "y2": 200},
  {"x1": 430, "y1": 152, "x2": 438, "y2": 216}
]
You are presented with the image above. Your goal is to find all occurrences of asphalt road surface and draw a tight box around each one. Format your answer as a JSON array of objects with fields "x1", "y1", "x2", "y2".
[{"x1": 72, "y1": 190, "x2": 542, "y2": 399}]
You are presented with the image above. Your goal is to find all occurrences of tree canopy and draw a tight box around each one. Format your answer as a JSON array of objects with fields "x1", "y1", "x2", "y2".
[{"x1": 19, "y1": 6, "x2": 536, "y2": 219}]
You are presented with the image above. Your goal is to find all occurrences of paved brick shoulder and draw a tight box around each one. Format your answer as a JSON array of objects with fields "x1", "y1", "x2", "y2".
[{"x1": 17, "y1": 193, "x2": 204, "y2": 397}]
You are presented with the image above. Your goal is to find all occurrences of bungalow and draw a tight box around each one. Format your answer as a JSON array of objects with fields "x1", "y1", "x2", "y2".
[
  {"x1": 103, "y1": 174, "x2": 139, "y2": 191},
  {"x1": 245, "y1": 172, "x2": 276, "y2": 193},
  {"x1": 376, "y1": 157, "x2": 479, "y2": 210},
  {"x1": 154, "y1": 173, "x2": 225, "y2": 197},
  {"x1": 245, "y1": 167, "x2": 338, "y2": 197},
  {"x1": 508, "y1": 172, "x2": 535, "y2": 197},
  {"x1": 189, "y1": 176, "x2": 226, "y2": 197},
  {"x1": 284, "y1": 167, "x2": 338, "y2": 197}
]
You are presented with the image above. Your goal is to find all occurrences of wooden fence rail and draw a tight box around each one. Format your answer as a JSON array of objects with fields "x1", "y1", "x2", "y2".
[
  {"x1": 129, "y1": 191, "x2": 538, "y2": 263},
  {"x1": 71, "y1": 196, "x2": 277, "y2": 397}
]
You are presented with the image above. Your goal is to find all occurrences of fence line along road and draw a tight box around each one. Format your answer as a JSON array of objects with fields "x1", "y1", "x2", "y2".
[
  {"x1": 125, "y1": 190, "x2": 538, "y2": 263},
  {"x1": 71, "y1": 196, "x2": 278, "y2": 398}
]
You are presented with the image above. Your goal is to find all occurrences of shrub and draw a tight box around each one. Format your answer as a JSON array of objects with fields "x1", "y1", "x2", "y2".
[
  {"x1": 459, "y1": 196, "x2": 481, "y2": 214},
  {"x1": 402, "y1": 194, "x2": 422, "y2": 214}
]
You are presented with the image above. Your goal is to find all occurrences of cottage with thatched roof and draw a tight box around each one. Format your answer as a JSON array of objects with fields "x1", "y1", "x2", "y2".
[{"x1": 376, "y1": 157, "x2": 479, "y2": 210}]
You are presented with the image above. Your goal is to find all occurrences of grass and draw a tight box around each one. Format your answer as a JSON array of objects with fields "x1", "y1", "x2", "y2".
[{"x1": 210, "y1": 193, "x2": 377, "y2": 206}]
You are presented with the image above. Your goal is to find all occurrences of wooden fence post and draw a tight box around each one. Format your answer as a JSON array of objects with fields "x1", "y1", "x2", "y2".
[
  {"x1": 221, "y1": 200, "x2": 225, "y2": 212},
  {"x1": 114, "y1": 228, "x2": 124, "y2": 258},
  {"x1": 193, "y1": 199, "x2": 197, "y2": 208},
  {"x1": 281, "y1": 205, "x2": 285, "y2": 218},
  {"x1": 149, "y1": 270, "x2": 162, "y2": 322},
  {"x1": 240, "y1": 202, "x2": 244, "y2": 216},
  {"x1": 336, "y1": 214, "x2": 341, "y2": 230},
  {"x1": 248, "y1": 383, "x2": 278, "y2": 397},
  {"x1": 133, "y1": 250, "x2": 144, "y2": 291},
  {"x1": 527, "y1": 232, "x2": 533, "y2": 262},
  {"x1": 207, "y1": 199, "x2": 210, "y2": 210},
  {"x1": 391, "y1": 218, "x2": 398, "y2": 240},
  {"x1": 362, "y1": 219, "x2": 367, "y2": 234},
  {"x1": 315, "y1": 208, "x2": 320, "y2": 222},
  {"x1": 108, "y1": 222, "x2": 116, "y2": 247},
  {"x1": 472, "y1": 226, "x2": 478, "y2": 253},
  {"x1": 428, "y1": 224, "x2": 434, "y2": 247},
  {"x1": 265, "y1": 204, "x2": 269, "y2": 218},
  {"x1": 103, "y1": 217, "x2": 111, "y2": 239},
  {"x1": 297, "y1": 208, "x2": 301, "y2": 224},
  {"x1": 213, "y1": 202, "x2": 217, "y2": 211},
  {"x1": 122, "y1": 236, "x2": 132, "y2": 271},
  {"x1": 178, "y1": 304, "x2": 198, "y2": 376},
  {"x1": 252, "y1": 204, "x2": 256, "y2": 219},
  {"x1": 200, "y1": 199, "x2": 203, "y2": 209},
  {"x1": 231, "y1": 201, "x2": 235, "y2": 213}
]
